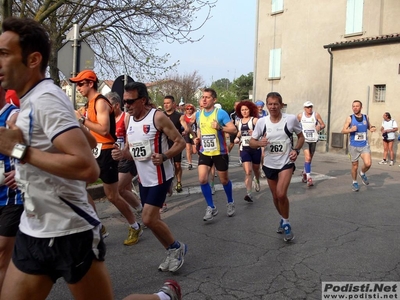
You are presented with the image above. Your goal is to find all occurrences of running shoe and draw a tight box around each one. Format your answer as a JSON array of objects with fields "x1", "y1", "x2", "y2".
[
  {"x1": 101, "y1": 224, "x2": 109, "y2": 239},
  {"x1": 123, "y1": 224, "x2": 143, "y2": 246},
  {"x1": 378, "y1": 159, "x2": 387, "y2": 165},
  {"x1": 210, "y1": 182, "x2": 216, "y2": 195},
  {"x1": 158, "y1": 250, "x2": 171, "y2": 272},
  {"x1": 226, "y1": 202, "x2": 235, "y2": 217},
  {"x1": 389, "y1": 161, "x2": 394, "y2": 166},
  {"x1": 276, "y1": 219, "x2": 284, "y2": 234},
  {"x1": 301, "y1": 171, "x2": 307, "y2": 183},
  {"x1": 188, "y1": 164, "x2": 193, "y2": 170},
  {"x1": 168, "y1": 242, "x2": 187, "y2": 272},
  {"x1": 253, "y1": 177, "x2": 260, "y2": 192},
  {"x1": 160, "y1": 203, "x2": 168, "y2": 214},
  {"x1": 175, "y1": 182, "x2": 183, "y2": 193},
  {"x1": 244, "y1": 194, "x2": 253, "y2": 203},
  {"x1": 307, "y1": 178, "x2": 314, "y2": 187},
  {"x1": 352, "y1": 182, "x2": 359, "y2": 192},
  {"x1": 359, "y1": 172, "x2": 369, "y2": 185},
  {"x1": 203, "y1": 206, "x2": 218, "y2": 221},
  {"x1": 283, "y1": 223, "x2": 294, "y2": 242},
  {"x1": 159, "y1": 280, "x2": 182, "y2": 300}
]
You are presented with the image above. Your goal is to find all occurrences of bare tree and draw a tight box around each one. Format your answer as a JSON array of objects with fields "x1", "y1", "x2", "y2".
[
  {"x1": 160, "y1": 71, "x2": 204, "y2": 104},
  {"x1": 6, "y1": 0, "x2": 216, "y2": 84}
]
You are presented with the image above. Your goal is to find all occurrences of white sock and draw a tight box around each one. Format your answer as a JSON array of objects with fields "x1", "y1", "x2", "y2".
[
  {"x1": 360, "y1": 171, "x2": 365, "y2": 176},
  {"x1": 130, "y1": 222, "x2": 139, "y2": 230},
  {"x1": 353, "y1": 180, "x2": 357, "y2": 184},
  {"x1": 155, "y1": 292, "x2": 170, "y2": 300},
  {"x1": 282, "y1": 218, "x2": 289, "y2": 225}
]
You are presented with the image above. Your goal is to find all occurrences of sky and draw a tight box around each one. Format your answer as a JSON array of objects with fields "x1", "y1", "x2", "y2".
[{"x1": 157, "y1": 0, "x2": 257, "y2": 86}]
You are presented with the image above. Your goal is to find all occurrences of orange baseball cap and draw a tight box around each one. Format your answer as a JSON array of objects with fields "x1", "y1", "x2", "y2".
[{"x1": 69, "y1": 70, "x2": 98, "y2": 83}]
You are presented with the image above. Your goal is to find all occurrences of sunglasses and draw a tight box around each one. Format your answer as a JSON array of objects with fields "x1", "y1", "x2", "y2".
[
  {"x1": 186, "y1": 108, "x2": 194, "y2": 110},
  {"x1": 123, "y1": 97, "x2": 142, "y2": 105},
  {"x1": 76, "y1": 81, "x2": 88, "y2": 87}
]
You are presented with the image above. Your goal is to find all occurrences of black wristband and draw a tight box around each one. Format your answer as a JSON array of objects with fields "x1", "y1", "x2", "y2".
[
  {"x1": 162, "y1": 153, "x2": 168, "y2": 161},
  {"x1": 292, "y1": 148, "x2": 300, "y2": 155}
]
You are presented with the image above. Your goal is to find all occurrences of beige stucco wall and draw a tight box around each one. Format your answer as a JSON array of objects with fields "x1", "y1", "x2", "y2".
[
  {"x1": 329, "y1": 43, "x2": 400, "y2": 156},
  {"x1": 255, "y1": 0, "x2": 400, "y2": 157}
]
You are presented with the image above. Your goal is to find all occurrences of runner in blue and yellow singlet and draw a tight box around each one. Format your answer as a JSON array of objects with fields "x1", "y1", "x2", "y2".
[{"x1": 194, "y1": 88, "x2": 237, "y2": 221}]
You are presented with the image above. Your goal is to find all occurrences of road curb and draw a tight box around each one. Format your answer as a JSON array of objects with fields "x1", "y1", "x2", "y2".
[{"x1": 87, "y1": 184, "x2": 105, "y2": 200}]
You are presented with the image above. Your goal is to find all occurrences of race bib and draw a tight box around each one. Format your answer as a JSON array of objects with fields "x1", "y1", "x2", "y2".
[
  {"x1": 241, "y1": 136, "x2": 251, "y2": 146},
  {"x1": 92, "y1": 143, "x2": 102, "y2": 159},
  {"x1": 202, "y1": 134, "x2": 217, "y2": 152},
  {"x1": 304, "y1": 130, "x2": 316, "y2": 139},
  {"x1": 266, "y1": 141, "x2": 287, "y2": 154},
  {"x1": 354, "y1": 132, "x2": 366, "y2": 141},
  {"x1": 129, "y1": 140, "x2": 152, "y2": 161},
  {"x1": 115, "y1": 137, "x2": 125, "y2": 150}
]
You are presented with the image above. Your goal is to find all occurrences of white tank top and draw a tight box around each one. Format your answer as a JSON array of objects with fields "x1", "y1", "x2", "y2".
[
  {"x1": 263, "y1": 114, "x2": 295, "y2": 169},
  {"x1": 301, "y1": 112, "x2": 319, "y2": 143},
  {"x1": 126, "y1": 108, "x2": 173, "y2": 187}
]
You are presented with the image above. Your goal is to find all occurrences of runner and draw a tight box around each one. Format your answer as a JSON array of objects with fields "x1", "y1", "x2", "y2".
[
  {"x1": 111, "y1": 82, "x2": 187, "y2": 273},
  {"x1": 341, "y1": 100, "x2": 376, "y2": 192},
  {"x1": 182, "y1": 103, "x2": 197, "y2": 170},
  {"x1": 194, "y1": 88, "x2": 237, "y2": 221},
  {"x1": 297, "y1": 101, "x2": 325, "y2": 187},
  {"x1": 71, "y1": 70, "x2": 142, "y2": 245},
  {"x1": 250, "y1": 92, "x2": 304, "y2": 242},
  {"x1": 234, "y1": 100, "x2": 261, "y2": 202}
]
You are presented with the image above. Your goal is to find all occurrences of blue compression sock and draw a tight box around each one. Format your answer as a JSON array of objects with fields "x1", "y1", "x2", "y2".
[
  {"x1": 168, "y1": 240, "x2": 180, "y2": 250},
  {"x1": 223, "y1": 180, "x2": 234, "y2": 203},
  {"x1": 304, "y1": 162, "x2": 311, "y2": 174},
  {"x1": 201, "y1": 183, "x2": 214, "y2": 207}
]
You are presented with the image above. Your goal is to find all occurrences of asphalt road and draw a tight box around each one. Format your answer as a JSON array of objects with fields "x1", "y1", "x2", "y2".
[{"x1": 47, "y1": 147, "x2": 400, "y2": 299}]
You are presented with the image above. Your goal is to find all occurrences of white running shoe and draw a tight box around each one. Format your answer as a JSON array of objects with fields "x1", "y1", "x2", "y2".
[
  {"x1": 168, "y1": 242, "x2": 187, "y2": 272},
  {"x1": 253, "y1": 177, "x2": 260, "y2": 192},
  {"x1": 226, "y1": 202, "x2": 235, "y2": 217},
  {"x1": 203, "y1": 206, "x2": 218, "y2": 221}
]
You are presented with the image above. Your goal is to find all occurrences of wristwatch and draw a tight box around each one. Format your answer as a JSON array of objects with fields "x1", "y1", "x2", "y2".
[
  {"x1": 78, "y1": 116, "x2": 86, "y2": 125},
  {"x1": 162, "y1": 153, "x2": 168, "y2": 161},
  {"x1": 292, "y1": 148, "x2": 300, "y2": 155},
  {"x1": 11, "y1": 143, "x2": 28, "y2": 160}
]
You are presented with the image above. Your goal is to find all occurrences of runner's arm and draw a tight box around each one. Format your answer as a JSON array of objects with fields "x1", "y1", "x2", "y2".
[{"x1": 82, "y1": 99, "x2": 111, "y2": 136}]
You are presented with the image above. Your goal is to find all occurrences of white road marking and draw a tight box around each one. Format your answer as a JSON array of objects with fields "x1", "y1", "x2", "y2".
[{"x1": 170, "y1": 173, "x2": 336, "y2": 196}]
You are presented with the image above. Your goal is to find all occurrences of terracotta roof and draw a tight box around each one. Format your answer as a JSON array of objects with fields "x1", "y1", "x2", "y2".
[{"x1": 324, "y1": 33, "x2": 400, "y2": 49}]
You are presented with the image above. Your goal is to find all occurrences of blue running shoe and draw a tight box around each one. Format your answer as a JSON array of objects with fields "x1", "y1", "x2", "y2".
[
  {"x1": 283, "y1": 223, "x2": 294, "y2": 242},
  {"x1": 276, "y1": 219, "x2": 284, "y2": 234},
  {"x1": 359, "y1": 172, "x2": 369, "y2": 185},
  {"x1": 352, "y1": 182, "x2": 359, "y2": 192}
]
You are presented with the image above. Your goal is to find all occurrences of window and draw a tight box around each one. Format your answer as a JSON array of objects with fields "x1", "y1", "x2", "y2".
[
  {"x1": 345, "y1": 0, "x2": 364, "y2": 35},
  {"x1": 272, "y1": 0, "x2": 283, "y2": 14},
  {"x1": 374, "y1": 85, "x2": 386, "y2": 102},
  {"x1": 269, "y1": 48, "x2": 281, "y2": 79}
]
